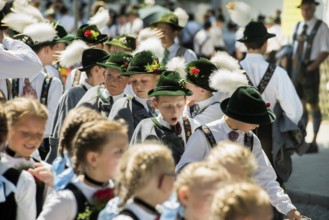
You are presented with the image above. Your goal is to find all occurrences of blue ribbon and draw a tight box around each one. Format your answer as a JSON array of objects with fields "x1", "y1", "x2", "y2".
[
  {"x1": 0, "y1": 175, "x2": 17, "y2": 202},
  {"x1": 52, "y1": 155, "x2": 74, "y2": 190}
]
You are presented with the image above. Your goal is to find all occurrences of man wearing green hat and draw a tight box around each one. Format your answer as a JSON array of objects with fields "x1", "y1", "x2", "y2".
[
  {"x1": 130, "y1": 71, "x2": 199, "y2": 164},
  {"x1": 176, "y1": 86, "x2": 301, "y2": 220},
  {"x1": 291, "y1": 0, "x2": 329, "y2": 153},
  {"x1": 48, "y1": 48, "x2": 109, "y2": 162},
  {"x1": 76, "y1": 52, "x2": 132, "y2": 117},
  {"x1": 183, "y1": 59, "x2": 223, "y2": 124},
  {"x1": 108, "y1": 50, "x2": 162, "y2": 141},
  {"x1": 105, "y1": 34, "x2": 136, "y2": 54},
  {"x1": 152, "y1": 13, "x2": 197, "y2": 66}
]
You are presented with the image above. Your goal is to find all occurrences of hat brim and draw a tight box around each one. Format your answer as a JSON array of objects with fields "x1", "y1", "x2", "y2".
[
  {"x1": 121, "y1": 70, "x2": 163, "y2": 76},
  {"x1": 237, "y1": 33, "x2": 276, "y2": 43},
  {"x1": 79, "y1": 55, "x2": 110, "y2": 71},
  {"x1": 57, "y1": 34, "x2": 76, "y2": 43},
  {"x1": 97, "y1": 62, "x2": 123, "y2": 72},
  {"x1": 148, "y1": 88, "x2": 192, "y2": 97},
  {"x1": 77, "y1": 34, "x2": 108, "y2": 44},
  {"x1": 297, "y1": 1, "x2": 319, "y2": 8},
  {"x1": 220, "y1": 98, "x2": 276, "y2": 125},
  {"x1": 106, "y1": 41, "x2": 133, "y2": 51},
  {"x1": 152, "y1": 21, "x2": 183, "y2": 31},
  {"x1": 186, "y1": 79, "x2": 217, "y2": 92}
]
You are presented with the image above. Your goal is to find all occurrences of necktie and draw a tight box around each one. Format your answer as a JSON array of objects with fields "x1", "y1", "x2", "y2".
[
  {"x1": 22, "y1": 78, "x2": 37, "y2": 98},
  {"x1": 190, "y1": 104, "x2": 200, "y2": 118},
  {"x1": 161, "y1": 48, "x2": 169, "y2": 67},
  {"x1": 228, "y1": 131, "x2": 239, "y2": 141},
  {"x1": 171, "y1": 123, "x2": 182, "y2": 136},
  {"x1": 146, "y1": 100, "x2": 157, "y2": 117}
]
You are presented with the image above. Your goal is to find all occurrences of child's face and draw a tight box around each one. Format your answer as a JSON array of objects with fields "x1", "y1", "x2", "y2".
[
  {"x1": 180, "y1": 182, "x2": 220, "y2": 220},
  {"x1": 153, "y1": 96, "x2": 186, "y2": 126},
  {"x1": 8, "y1": 115, "x2": 46, "y2": 157},
  {"x1": 130, "y1": 74, "x2": 159, "y2": 99},
  {"x1": 104, "y1": 68, "x2": 129, "y2": 96},
  {"x1": 94, "y1": 134, "x2": 128, "y2": 181}
]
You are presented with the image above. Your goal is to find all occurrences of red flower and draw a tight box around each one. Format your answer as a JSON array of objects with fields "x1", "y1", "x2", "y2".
[
  {"x1": 84, "y1": 30, "x2": 92, "y2": 38},
  {"x1": 124, "y1": 62, "x2": 129, "y2": 67},
  {"x1": 152, "y1": 67, "x2": 159, "y2": 72},
  {"x1": 189, "y1": 67, "x2": 200, "y2": 76},
  {"x1": 266, "y1": 102, "x2": 271, "y2": 108},
  {"x1": 92, "y1": 187, "x2": 115, "y2": 209}
]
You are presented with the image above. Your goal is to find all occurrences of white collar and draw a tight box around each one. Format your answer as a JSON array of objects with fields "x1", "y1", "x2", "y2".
[
  {"x1": 304, "y1": 16, "x2": 317, "y2": 27},
  {"x1": 83, "y1": 80, "x2": 93, "y2": 90},
  {"x1": 244, "y1": 53, "x2": 265, "y2": 61},
  {"x1": 167, "y1": 43, "x2": 179, "y2": 53},
  {"x1": 221, "y1": 117, "x2": 245, "y2": 136},
  {"x1": 101, "y1": 86, "x2": 125, "y2": 102},
  {"x1": 196, "y1": 95, "x2": 217, "y2": 110},
  {"x1": 156, "y1": 114, "x2": 182, "y2": 130}
]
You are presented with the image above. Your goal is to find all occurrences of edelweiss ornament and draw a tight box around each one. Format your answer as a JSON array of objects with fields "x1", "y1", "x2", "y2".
[
  {"x1": 166, "y1": 57, "x2": 186, "y2": 79},
  {"x1": 226, "y1": 1, "x2": 253, "y2": 27},
  {"x1": 209, "y1": 69, "x2": 248, "y2": 96},
  {"x1": 58, "y1": 40, "x2": 89, "y2": 68},
  {"x1": 88, "y1": 7, "x2": 109, "y2": 30},
  {"x1": 210, "y1": 51, "x2": 241, "y2": 72}
]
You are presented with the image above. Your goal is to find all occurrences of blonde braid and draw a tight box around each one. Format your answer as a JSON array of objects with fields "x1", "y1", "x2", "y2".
[{"x1": 116, "y1": 143, "x2": 174, "y2": 208}]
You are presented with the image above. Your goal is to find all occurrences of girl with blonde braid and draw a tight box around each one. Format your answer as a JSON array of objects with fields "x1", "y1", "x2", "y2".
[
  {"x1": 169, "y1": 161, "x2": 231, "y2": 220},
  {"x1": 207, "y1": 141, "x2": 257, "y2": 181},
  {"x1": 38, "y1": 120, "x2": 128, "y2": 220},
  {"x1": 51, "y1": 107, "x2": 106, "y2": 190},
  {"x1": 114, "y1": 143, "x2": 175, "y2": 220},
  {"x1": 210, "y1": 182, "x2": 273, "y2": 220}
]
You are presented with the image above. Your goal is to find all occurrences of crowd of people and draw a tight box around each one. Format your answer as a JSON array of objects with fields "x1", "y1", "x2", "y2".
[{"x1": 1, "y1": 0, "x2": 329, "y2": 219}]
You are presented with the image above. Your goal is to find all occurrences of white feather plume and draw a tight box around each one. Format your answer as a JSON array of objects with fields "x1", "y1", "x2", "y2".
[
  {"x1": 88, "y1": 7, "x2": 109, "y2": 30},
  {"x1": 58, "y1": 40, "x2": 89, "y2": 68},
  {"x1": 23, "y1": 22, "x2": 57, "y2": 43},
  {"x1": 209, "y1": 69, "x2": 248, "y2": 96},
  {"x1": 0, "y1": 0, "x2": 7, "y2": 11},
  {"x1": 2, "y1": 12, "x2": 38, "y2": 33},
  {"x1": 174, "y1": 7, "x2": 189, "y2": 27},
  {"x1": 226, "y1": 1, "x2": 253, "y2": 27},
  {"x1": 133, "y1": 37, "x2": 164, "y2": 60},
  {"x1": 166, "y1": 57, "x2": 186, "y2": 79},
  {"x1": 211, "y1": 51, "x2": 241, "y2": 72},
  {"x1": 12, "y1": 0, "x2": 44, "y2": 22}
]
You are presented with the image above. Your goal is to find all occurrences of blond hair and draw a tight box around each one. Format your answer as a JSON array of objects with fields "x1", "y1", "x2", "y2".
[
  {"x1": 210, "y1": 182, "x2": 271, "y2": 220},
  {"x1": 4, "y1": 97, "x2": 48, "y2": 127},
  {"x1": 72, "y1": 119, "x2": 127, "y2": 173},
  {"x1": 58, "y1": 107, "x2": 106, "y2": 157},
  {"x1": 116, "y1": 143, "x2": 175, "y2": 208},
  {"x1": 175, "y1": 161, "x2": 231, "y2": 194},
  {"x1": 0, "y1": 105, "x2": 8, "y2": 145},
  {"x1": 207, "y1": 141, "x2": 257, "y2": 180}
]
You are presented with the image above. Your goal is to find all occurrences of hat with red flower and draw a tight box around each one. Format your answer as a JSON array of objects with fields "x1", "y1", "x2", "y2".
[
  {"x1": 185, "y1": 59, "x2": 218, "y2": 92},
  {"x1": 76, "y1": 24, "x2": 108, "y2": 44},
  {"x1": 98, "y1": 52, "x2": 133, "y2": 73}
]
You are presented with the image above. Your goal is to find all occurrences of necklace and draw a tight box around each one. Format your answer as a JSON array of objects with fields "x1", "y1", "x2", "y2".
[{"x1": 84, "y1": 173, "x2": 108, "y2": 187}]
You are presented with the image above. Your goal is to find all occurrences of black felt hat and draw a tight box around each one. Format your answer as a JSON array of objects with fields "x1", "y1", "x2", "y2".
[
  {"x1": 220, "y1": 86, "x2": 276, "y2": 125},
  {"x1": 79, "y1": 48, "x2": 110, "y2": 71},
  {"x1": 237, "y1": 21, "x2": 276, "y2": 43},
  {"x1": 76, "y1": 24, "x2": 108, "y2": 44},
  {"x1": 297, "y1": 0, "x2": 319, "y2": 8}
]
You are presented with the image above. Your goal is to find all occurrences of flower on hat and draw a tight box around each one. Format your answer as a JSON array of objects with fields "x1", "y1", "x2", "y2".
[
  {"x1": 266, "y1": 102, "x2": 271, "y2": 108},
  {"x1": 189, "y1": 66, "x2": 200, "y2": 77},
  {"x1": 145, "y1": 60, "x2": 160, "y2": 73},
  {"x1": 84, "y1": 29, "x2": 99, "y2": 40},
  {"x1": 118, "y1": 37, "x2": 127, "y2": 45},
  {"x1": 120, "y1": 56, "x2": 131, "y2": 71}
]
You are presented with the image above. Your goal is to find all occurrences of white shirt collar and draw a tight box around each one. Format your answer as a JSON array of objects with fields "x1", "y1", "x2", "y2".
[
  {"x1": 221, "y1": 117, "x2": 245, "y2": 136},
  {"x1": 304, "y1": 16, "x2": 317, "y2": 27},
  {"x1": 101, "y1": 86, "x2": 125, "y2": 102},
  {"x1": 196, "y1": 95, "x2": 217, "y2": 111},
  {"x1": 82, "y1": 80, "x2": 93, "y2": 90},
  {"x1": 244, "y1": 53, "x2": 265, "y2": 61},
  {"x1": 167, "y1": 43, "x2": 179, "y2": 54},
  {"x1": 156, "y1": 114, "x2": 183, "y2": 130}
]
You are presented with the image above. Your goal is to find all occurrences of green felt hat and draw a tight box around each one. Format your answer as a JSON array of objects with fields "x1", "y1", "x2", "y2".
[
  {"x1": 185, "y1": 59, "x2": 218, "y2": 92},
  {"x1": 220, "y1": 86, "x2": 276, "y2": 125},
  {"x1": 122, "y1": 50, "x2": 163, "y2": 76},
  {"x1": 76, "y1": 24, "x2": 108, "y2": 44},
  {"x1": 97, "y1": 52, "x2": 133, "y2": 72},
  {"x1": 148, "y1": 71, "x2": 192, "y2": 97},
  {"x1": 152, "y1": 13, "x2": 183, "y2": 30},
  {"x1": 106, "y1": 34, "x2": 136, "y2": 51}
]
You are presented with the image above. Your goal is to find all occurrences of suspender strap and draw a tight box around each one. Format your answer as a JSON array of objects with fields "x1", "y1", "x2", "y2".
[
  {"x1": 40, "y1": 74, "x2": 53, "y2": 105},
  {"x1": 199, "y1": 35, "x2": 211, "y2": 55},
  {"x1": 304, "y1": 20, "x2": 322, "y2": 63},
  {"x1": 2, "y1": 168, "x2": 21, "y2": 186},
  {"x1": 151, "y1": 118, "x2": 172, "y2": 133},
  {"x1": 5, "y1": 79, "x2": 12, "y2": 99},
  {"x1": 72, "y1": 69, "x2": 82, "y2": 87},
  {"x1": 293, "y1": 22, "x2": 301, "y2": 43},
  {"x1": 198, "y1": 101, "x2": 220, "y2": 115},
  {"x1": 79, "y1": 84, "x2": 88, "y2": 92},
  {"x1": 65, "y1": 183, "x2": 89, "y2": 220},
  {"x1": 242, "y1": 64, "x2": 276, "y2": 94},
  {"x1": 198, "y1": 125, "x2": 217, "y2": 148},
  {"x1": 257, "y1": 63, "x2": 276, "y2": 94},
  {"x1": 182, "y1": 117, "x2": 192, "y2": 143},
  {"x1": 176, "y1": 46, "x2": 187, "y2": 57},
  {"x1": 244, "y1": 133, "x2": 254, "y2": 151},
  {"x1": 11, "y1": 78, "x2": 19, "y2": 99}
]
